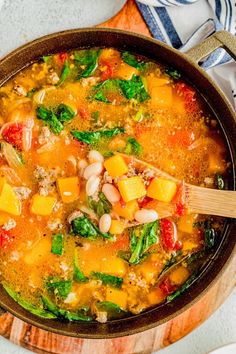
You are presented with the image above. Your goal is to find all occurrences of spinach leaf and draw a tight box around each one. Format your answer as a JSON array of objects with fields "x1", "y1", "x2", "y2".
[
  {"x1": 75, "y1": 49, "x2": 100, "y2": 78},
  {"x1": 42, "y1": 295, "x2": 92, "y2": 321},
  {"x1": 46, "y1": 277, "x2": 72, "y2": 299},
  {"x1": 91, "y1": 111, "x2": 100, "y2": 125},
  {"x1": 3, "y1": 283, "x2": 56, "y2": 319},
  {"x1": 27, "y1": 87, "x2": 37, "y2": 98},
  {"x1": 56, "y1": 60, "x2": 70, "y2": 86},
  {"x1": 167, "y1": 273, "x2": 197, "y2": 301},
  {"x1": 71, "y1": 127, "x2": 125, "y2": 145},
  {"x1": 56, "y1": 104, "x2": 76, "y2": 122},
  {"x1": 129, "y1": 221, "x2": 159, "y2": 264},
  {"x1": 94, "y1": 91, "x2": 111, "y2": 103},
  {"x1": 36, "y1": 106, "x2": 63, "y2": 134},
  {"x1": 165, "y1": 68, "x2": 181, "y2": 80},
  {"x1": 74, "y1": 249, "x2": 88, "y2": 282},
  {"x1": 42, "y1": 55, "x2": 51, "y2": 63},
  {"x1": 51, "y1": 233, "x2": 64, "y2": 256},
  {"x1": 91, "y1": 272, "x2": 123, "y2": 288},
  {"x1": 71, "y1": 215, "x2": 112, "y2": 240},
  {"x1": 122, "y1": 51, "x2": 146, "y2": 70},
  {"x1": 204, "y1": 228, "x2": 217, "y2": 249},
  {"x1": 103, "y1": 151, "x2": 114, "y2": 158},
  {"x1": 96, "y1": 301, "x2": 127, "y2": 319},
  {"x1": 159, "y1": 251, "x2": 182, "y2": 277},
  {"x1": 215, "y1": 174, "x2": 224, "y2": 190},
  {"x1": 124, "y1": 137, "x2": 142, "y2": 156},
  {"x1": 130, "y1": 229, "x2": 137, "y2": 253},
  {"x1": 88, "y1": 192, "x2": 111, "y2": 218},
  {"x1": 119, "y1": 75, "x2": 150, "y2": 102},
  {"x1": 117, "y1": 250, "x2": 131, "y2": 262}
]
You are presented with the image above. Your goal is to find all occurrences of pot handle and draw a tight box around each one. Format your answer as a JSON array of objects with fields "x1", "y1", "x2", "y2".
[{"x1": 186, "y1": 30, "x2": 236, "y2": 63}]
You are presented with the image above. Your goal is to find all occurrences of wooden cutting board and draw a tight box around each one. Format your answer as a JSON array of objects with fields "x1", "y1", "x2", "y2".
[{"x1": 0, "y1": 1, "x2": 235, "y2": 353}]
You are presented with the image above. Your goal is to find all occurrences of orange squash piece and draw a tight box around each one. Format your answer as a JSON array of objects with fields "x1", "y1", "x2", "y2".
[
  {"x1": 117, "y1": 176, "x2": 146, "y2": 202},
  {"x1": 57, "y1": 176, "x2": 80, "y2": 203}
]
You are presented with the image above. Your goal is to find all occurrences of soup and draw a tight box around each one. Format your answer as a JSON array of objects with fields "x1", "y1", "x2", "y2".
[{"x1": 0, "y1": 48, "x2": 228, "y2": 323}]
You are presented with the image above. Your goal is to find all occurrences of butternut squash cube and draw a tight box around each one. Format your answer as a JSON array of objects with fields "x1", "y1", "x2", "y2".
[
  {"x1": 149, "y1": 86, "x2": 173, "y2": 108},
  {"x1": 109, "y1": 220, "x2": 126, "y2": 235},
  {"x1": 178, "y1": 214, "x2": 197, "y2": 234},
  {"x1": 106, "y1": 287, "x2": 127, "y2": 309},
  {"x1": 57, "y1": 176, "x2": 80, "y2": 203},
  {"x1": 104, "y1": 155, "x2": 128, "y2": 178},
  {"x1": 116, "y1": 63, "x2": 139, "y2": 80},
  {"x1": 113, "y1": 200, "x2": 139, "y2": 221},
  {"x1": 101, "y1": 256, "x2": 127, "y2": 276},
  {"x1": 117, "y1": 176, "x2": 146, "y2": 202},
  {"x1": 0, "y1": 181, "x2": 21, "y2": 216},
  {"x1": 31, "y1": 194, "x2": 56, "y2": 216},
  {"x1": 0, "y1": 177, "x2": 6, "y2": 194},
  {"x1": 148, "y1": 287, "x2": 165, "y2": 306},
  {"x1": 169, "y1": 266, "x2": 190, "y2": 285},
  {"x1": 147, "y1": 177, "x2": 177, "y2": 203}
]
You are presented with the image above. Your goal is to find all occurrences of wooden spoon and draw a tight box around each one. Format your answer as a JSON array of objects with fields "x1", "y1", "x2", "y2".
[{"x1": 120, "y1": 154, "x2": 236, "y2": 219}]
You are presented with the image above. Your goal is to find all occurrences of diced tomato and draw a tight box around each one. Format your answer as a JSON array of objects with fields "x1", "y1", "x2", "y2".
[
  {"x1": 58, "y1": 53, "x2": 68, "y2": 65},
  {"x1": 168, "y1": 129, "x2": 195, "y2": 148},
  {"x1": 160, "y1": 219, "x2": 182, "y2": 251},
  {"x1": 176, "y1": 82, "x2": 196, "y2": 103},
  {"x1": 0, "y1": 228, "x2": 13, "y2": 248},
  {"x1": 78, "y1": 106, "x2": 90, "y2": 120},
  {"x1": 139, "y1": 196, "x2": 152, "y2": 208},
  {"x1": 159, "y1": 278, "x2": 177, "y2": 296},
  {"x1": 175, "y1": 202, "x2": 185, "y2": 217},
  {"x1": 1, "y1": 122, "x2": 24, "y2": 150},
  {"x1": 100, "y1": 60, "x2": 115, "y2": 81},
  {"x1": 119, "y1": 197, "x2": 126, "y2": 208}
]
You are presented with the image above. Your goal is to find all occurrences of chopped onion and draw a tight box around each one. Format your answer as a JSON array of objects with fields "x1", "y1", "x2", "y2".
[
  {"x1": 33, "y1": 86, "x2": 56, "y2": 105},
  {"x1": 22, "y1": 119, "x2": 34, "y2": 151},
  {"x1": 1, "y1": 141, "x2": 23, "y2": 168},
  {"x1": 0, "y1": 165, "x2": 22, "y2": 185}
]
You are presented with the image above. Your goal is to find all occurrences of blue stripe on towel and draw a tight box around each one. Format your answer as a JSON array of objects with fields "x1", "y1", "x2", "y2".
[{"x1": 154, "y1": 7, "x2": 182, "y2": 47}]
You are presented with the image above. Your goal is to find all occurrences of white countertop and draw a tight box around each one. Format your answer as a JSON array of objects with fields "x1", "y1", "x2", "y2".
[{"x1": 0, "y1": 1, "x2": 235, "y2": 353}]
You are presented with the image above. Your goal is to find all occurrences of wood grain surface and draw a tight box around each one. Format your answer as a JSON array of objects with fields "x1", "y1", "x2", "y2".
[{"x1": 0, "y1": 1, "x2": 235, "y2": 353}]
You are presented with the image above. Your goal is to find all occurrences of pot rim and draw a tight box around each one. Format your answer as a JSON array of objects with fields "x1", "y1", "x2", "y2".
[{"x1": 0, "y1": 27, "x2": 235, "y2": 339}]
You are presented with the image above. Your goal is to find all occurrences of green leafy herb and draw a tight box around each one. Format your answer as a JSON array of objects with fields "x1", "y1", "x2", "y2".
[
  {"x1": 46, "y1": 277, "x2": 72, "y2": 299},
  {"x1": 96, "y1": 301, "x2": 127, "y2": 319},
  {"x1": 88, "y1": 192, "x2": 111, "y2": 218},
  {"x1": 42, "y1": 295, "x2": 92, "y2": 321},
  {"x1": 102, "y1": 150, "x2": 114, "y2": 158},
  {"x1": 36, "y1": 106, "x2": 63, "y2": 134},
  {"x1": 36, "y1": 104, "x2": 76, "y2": 134},
  {"x1": 75, "y1": 49, "x2": 100, "y2": 78},
  {"x1": 124, "y1": 137, "x2": 142, "y2": 156},
  {"x1": 91, "y1": 272, "x2": 123, "y2": 288},
  {"x1": 71, "y1": 215, "x2": 112, "y2": 240},
  {"x1": 167, "y1": 273, "x2": 197, "y2": 301},
  {"x1": 74, "y1": 248, "x2": 88, "y2": 282},
  {"x1": 94, "y1": 91, "x2": 111, "y2": 103},
  {"x1": 194, "y1": 220, "x2": 217, "y2": 249},
  {"x1": 215, "y1": 174, "x2": 224, "y2": 190},
  {"x1": 122, "y1": 51, "x2": 146, "y2": 70},
  {"x1": 51, "y1": 233, "x2": 64, "y2": 256},
  {"x1": 119, "y1": 75, "x2": 150, "y2": 102},
  {"x1": 42, "y1": 55, "x2": 51, "y2": 63},
  {"x1": 165, "y1": 68, "x2": 181, "y2": 80},
  {"x1": 117, "y1": 250, "x2": 131, "y2": 262},
  {"x1": 129, "y1": 221, "x2": 159, "y2": 264},
  {"x1": 91, "y1": 111, "x2": 100, "y2": 125},
  {"x1": 56, "y1": 60, "x2": 70, "y2": 86},
  {"x1": 3, "y1": 283, "x2": 56, "y2": 319},
  {"x1": 56, "y1": 104, "x2": 76, "y2": 122},
  {"x1": 71, "y1": 127, "x2": 125, "y2": 145}
]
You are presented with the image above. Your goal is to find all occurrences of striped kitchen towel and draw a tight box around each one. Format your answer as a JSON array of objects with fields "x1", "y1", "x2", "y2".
[{"x1": 136, "y1": 0, "x2": 236, "y2": 69}]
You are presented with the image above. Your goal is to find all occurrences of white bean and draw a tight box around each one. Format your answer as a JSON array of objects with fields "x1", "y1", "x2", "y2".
[
  {"x1": 83, "y1": 162, "x2": 103, "y2": 180},
  {"x1": 134, "y1": 209, "x2": 158, "y2": 224},
  {"x1": 78, "y1": 159, "x2": 88, "y2": 176},
  {"x1": 88, "y1": 150, "x2": 104, "y2": 163},
  {"x1": 102, "y1": 183, "x2": 120, "y2": 204},
  {"x1": 99, "y1": 214, "x2": 112, "y2": 233},
  {"x1": 86, "y1": 175, "x2": 100, "y2": 196}
]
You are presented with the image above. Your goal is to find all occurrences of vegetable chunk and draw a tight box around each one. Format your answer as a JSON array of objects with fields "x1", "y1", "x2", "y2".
[
  {"x1": 118, "y1": 176, "x2": 146, "y2": 202},
  {"x1": 104, "y1": 155, "x2": 128, "y2": 178},
  {"x1": 0, "y1": 179, "x2": 21, "y2": 216},
  {"x1": 31, "y1": 194, "x2": 57, "y2": 216},
  {"x1": 57, "y1": 177, "x2": 80, "y2": 203},
  {"x1": 106, "y1": 287, "x2": 127, "y2": 309},
  {"x1": 147, "y1": 178, "x2": 177, "y2": 203},
  {"x1": 109, "y1": 220, "x2": 125, "y2": 234},
  {"x1": 113, "y1": 200, "x2": 139, "y2": 221}
]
